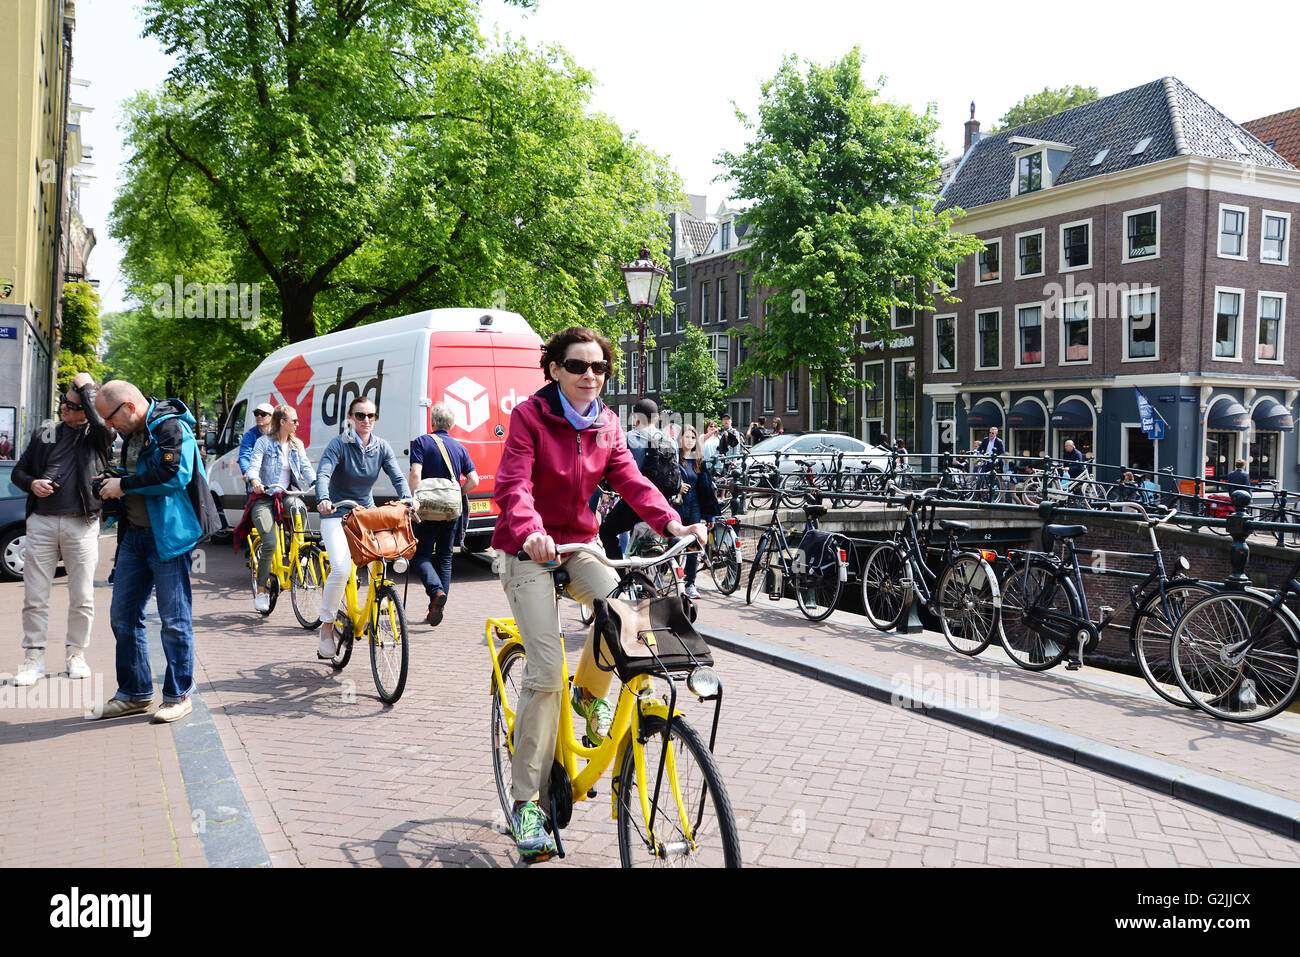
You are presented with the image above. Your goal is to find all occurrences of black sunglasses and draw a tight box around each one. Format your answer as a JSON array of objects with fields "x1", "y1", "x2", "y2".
[
  {"x1": 352, "y1": 411, "x2": 377, "y2": 420},
  {"x1": 105, "y1": 401, "x2": 129, "y2": 423},
  {"x1": 560, "y1": 358, "x2": 609, "y2": 376},
  {"x1": 60, "y1": 396, "x2": 85, "y2": 412}
]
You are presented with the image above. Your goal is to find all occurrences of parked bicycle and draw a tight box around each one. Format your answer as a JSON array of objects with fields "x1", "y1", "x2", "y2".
[
  {"x1": 488, "y1": 537, "x2": 741, "y2": 866},
  {"x1": 1253, "y1": 481, "x2": 1299, "y2": 545},
  {"x1": 745, "y1": 498, "x2": 851, "y2": 622},
  {"x1": 859, "y1": 488, "x2": 1002, "y2": 656}
]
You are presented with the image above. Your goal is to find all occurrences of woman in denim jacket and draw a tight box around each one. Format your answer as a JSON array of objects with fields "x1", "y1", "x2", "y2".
[{"x1": 245, "y1": 404, "x2": 316, "y2": 611}]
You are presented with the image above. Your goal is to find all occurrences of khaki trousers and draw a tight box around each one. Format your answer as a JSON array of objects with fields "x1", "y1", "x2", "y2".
[
  {"x1": 250, "y1": 499, "x2": 277, "y2": 590},
  {"x1": 498, "y1": 550, "x2": 619, "y2": 804},
  {"x1": 22, "y1": 512, "x2": 100, "y2": 653}
]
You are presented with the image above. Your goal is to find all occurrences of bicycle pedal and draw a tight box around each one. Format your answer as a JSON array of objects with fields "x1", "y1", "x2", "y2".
[
  {"x1": 1065, "y1": 659, "x2": 1082, "y2": 671},
  {"x1": 587, "y1": 788, "x2": 597, "y2": 798}
]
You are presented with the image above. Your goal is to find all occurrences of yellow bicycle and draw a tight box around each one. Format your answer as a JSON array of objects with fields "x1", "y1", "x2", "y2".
[
  {"x1": 488, "y1": 538, "x2": 741, "y2": 867},
  {"x1": 323, "y1": 500, "x2": 411, "y2": 705},
  {"x1": 246, "y1": 488, "x2": 328, "y2": 629}
]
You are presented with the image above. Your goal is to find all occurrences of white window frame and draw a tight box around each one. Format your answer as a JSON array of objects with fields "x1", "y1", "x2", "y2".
[
  {"x1": 762, "y1": 376, "x2": 775, "y2": 412},
  {"x1": 1122, "y1": 287, "x2": 1160, "y2": 363},
  {"x1": 891, "y1": 357, "x2": 916, "y2": 448},
  {"x1": 933, "y1": 400, "x2": 957, "y2": 455},
  {"x1": 738, "y1": 273, "x2": 750, "y2": 318},
  {"x1": 1058, "y1": 295, "x2": 1093, "y2": 366},
  {"x1": 1212, "y1": 285, "x2": 1246, "y2": 362},
  {"x1": 1015, "y1": 227, "x2": 1046, "y2": 280},
  {"x1": 976, "y1": 238, "x2": 1002, "y2": 286},
  {"x1": 1059, "y1": 217, "x2": 1092, "y2": 273},
  {"x1": 1122, "y1": 205, "x2": 1161, "y2": 263},
  {"x1": 785, "y1": 370, "x2": 798, "y2": 412},
  {"x1": 700, "y1": 281, "x2": 711, "y2": 326},
  {"x1": 1120, "y1": 422, "x2": 1160, "y2": 474},
  {"x1": 675, "y1": 263, "x2": 688, "y2": 290},
  {"x1": 1256, "y1": 291, "x2": 1287, "y2": 365},
  {"x1": 975, "y1": 308, "x2": 1002, "y2": 371},
  {"x1": 892, "y1": 281, "x2": 917, "y2": 330},
  {"x1": 710, "y1": 333, "x2": 729, "y2": 384},
  {"x1": 1015, "y1": 149, "x2": 1045, "y2": 195},
  {"x1": 861, "y1": 361, "x2": 884, "y2": 439},
  {"x1": 933, "y1": 313, "x2": 958, "y2": 374},
  {"x1": 1261, "y1": 210, "x2": 1291, "y2": 266},
  {"x1": 717, "y1": 277, "x2": 729, "y2": 324},
  {"x1": 1217, "y1": 203, "x2": 1250, "y2": 260},
  {"x1": 662, "y1": 350, "x2": 672, "y2": 390},
  {"x1": 1015, "y1": 302, "x2": 1046, "y2": 369}
]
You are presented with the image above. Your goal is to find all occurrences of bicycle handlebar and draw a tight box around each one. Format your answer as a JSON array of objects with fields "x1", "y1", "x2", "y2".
[{"x1": 515, "y1": 535, "x2": 698, "y2": 570}]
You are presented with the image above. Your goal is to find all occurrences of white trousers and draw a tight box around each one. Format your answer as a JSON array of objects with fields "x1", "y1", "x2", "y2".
[
  {"x1": 320, "y1": 517, "x2": 353, "y2": 619},
  {"x1": 22, "y1": 512, "x2": 100, "y2": 653}
]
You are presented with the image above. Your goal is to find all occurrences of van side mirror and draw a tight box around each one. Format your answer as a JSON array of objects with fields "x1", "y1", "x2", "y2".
[{"x1": 205, "y1": 430, "x2": 218, "y2": 452}]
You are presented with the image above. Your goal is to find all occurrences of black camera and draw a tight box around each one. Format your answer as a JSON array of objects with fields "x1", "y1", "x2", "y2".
[{"x1": 92, "y1": 467, "x2": 127, "y2": 521}]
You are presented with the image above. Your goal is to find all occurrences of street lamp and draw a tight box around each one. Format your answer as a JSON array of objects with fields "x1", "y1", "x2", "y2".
[{"x1": 620, "y1": 246, "x2": 667, "y2": 400}]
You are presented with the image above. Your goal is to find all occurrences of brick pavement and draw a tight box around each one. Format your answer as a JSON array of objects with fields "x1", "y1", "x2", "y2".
[{"x1": 4, "y1": 538, "x2": 1300, "y2": 867}]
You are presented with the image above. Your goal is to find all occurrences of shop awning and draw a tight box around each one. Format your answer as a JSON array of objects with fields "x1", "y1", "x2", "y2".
[
  {"x1": 1050, "y1": 399, "x2": 1092, "y2": 429},
  {"x1": 1006, "y1": 398, "x2": 1046, "y2": 428},
  {"x1": 966, "y1": 400, "x2": 1003, "y2": 429},
  {"x1": 1207, "y1": 400, "x2": 1250, "y2": 431},
  {"x1": 1253, "y1": 399, "x2": 1295, "y2": 432}
]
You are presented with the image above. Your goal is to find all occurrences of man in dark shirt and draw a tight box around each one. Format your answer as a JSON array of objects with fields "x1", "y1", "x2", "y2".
[
  {"x1": 409, "y1": 402, "x2": 479, "y2": 626},
  {"x1": 1226, "y1": 458, "x2": 1251, "y2": 490},
  {"x1": 1061, "y1": 439, "x2": 1086, "y2": 478},
  {"x1": 12, "y1": 373, "x2": 113, "y2": 686}
]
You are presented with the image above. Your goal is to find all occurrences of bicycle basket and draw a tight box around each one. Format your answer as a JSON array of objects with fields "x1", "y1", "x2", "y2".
[
  {"x1": 592, "y1": 593, "x2": 713, "y2": 680},
  {"x1": 340, "y1": 503, "x2": 418, "y2": 565}
]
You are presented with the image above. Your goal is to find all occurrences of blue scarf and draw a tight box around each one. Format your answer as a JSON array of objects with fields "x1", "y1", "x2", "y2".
[{"x1": 558, "y1": 388, "x2": 602, "y2": 431}]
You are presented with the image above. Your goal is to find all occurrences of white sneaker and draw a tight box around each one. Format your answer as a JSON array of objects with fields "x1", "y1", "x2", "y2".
[
  {"x1": 684, "y1": 585, "x2": 701, "y2": 599},
  {"x1": 317, "y1": 634, "x2": 337, "y2": 660},
  {"x1": 254, "y1": 592, "x2": 271, "y2": 613},
  {"x1": 14, "y1": 651, "x2": 44, "y2": 686},
  {"x1": 66, "y1": 653, "x2": 91, "y2": 680}
]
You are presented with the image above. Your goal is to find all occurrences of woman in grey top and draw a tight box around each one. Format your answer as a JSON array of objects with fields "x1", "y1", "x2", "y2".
[{"x1": 314, "y1": 396, "x2": 411, "y2": 660}]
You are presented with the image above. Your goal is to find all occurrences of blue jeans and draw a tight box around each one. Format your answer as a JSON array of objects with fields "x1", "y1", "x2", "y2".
[
  {"x1": 110, "y1": 525, "x2": 195, "y2": 704},
  {"x1": 414, "y1": 519, "x2": 456, "y2": 599}
]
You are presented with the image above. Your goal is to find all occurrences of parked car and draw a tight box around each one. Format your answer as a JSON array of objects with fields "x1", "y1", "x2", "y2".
[
  {"x1": 728, "y1": 432, "x2": 893, "y2": 476},
  {"x1": 0, "y1": 462, "x2": 27, "y2": 581}
]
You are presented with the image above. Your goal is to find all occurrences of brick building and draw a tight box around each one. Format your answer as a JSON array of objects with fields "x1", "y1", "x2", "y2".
[{"x1": 924, "y1": 78, "x2": 1300, "y2": 489}]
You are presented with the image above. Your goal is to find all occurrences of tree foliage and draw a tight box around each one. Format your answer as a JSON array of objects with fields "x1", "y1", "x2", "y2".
[
  {"x1": 717, "y1": 48, "x2": 981, "y2": 405},
  {"x1": 110, "y1": 0, "x2": 681, "y2": 387},
  {"x1": 661, "y1": 324, "x2": 727, "y2": 419},
  {"x1": 57, "y1": 281, "x2": 106, "y2": 389},
  {"x1": 993, "y1": 85, "x2": 1100, "y2": 131}
]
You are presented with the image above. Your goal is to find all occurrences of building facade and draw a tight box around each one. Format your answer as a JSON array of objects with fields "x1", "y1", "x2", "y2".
[{"x1": 924, "y1": 78, "x2": 1300, "y2": 489}]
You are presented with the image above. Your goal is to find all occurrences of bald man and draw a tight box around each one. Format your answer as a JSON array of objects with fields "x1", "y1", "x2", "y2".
[{"x1": 92, "y1": 380, "x2": 218, "y2": 723}]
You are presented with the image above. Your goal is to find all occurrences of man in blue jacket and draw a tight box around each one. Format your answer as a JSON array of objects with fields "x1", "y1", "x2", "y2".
[
  {"x1": 92, "y1": 380, "x2": 219, "y2": 722},
  {"x1": 237, "y1": 402, "x2": 275, "y2": 493}
]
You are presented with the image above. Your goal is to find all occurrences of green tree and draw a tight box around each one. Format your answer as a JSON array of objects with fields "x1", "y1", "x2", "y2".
[
  {"x1": 993, "y1": 85, "x2": 1100, "y2": 131},
  {"x1": 57, "y1": 281, "x2": 106, "y2": 390},
  {"x1": 661, "y1": 324, "x2": 727, "y2": 419},
  {"x1": 717, "y1": 48, "x2": 981, "y2": 418},
  {"x1": 111, "y1": 0, "x2": 680, "y2": 362}
]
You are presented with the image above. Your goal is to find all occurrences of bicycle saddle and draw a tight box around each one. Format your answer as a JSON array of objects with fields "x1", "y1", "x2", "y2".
[
  {"x1": 1044, "y1": 524, "x2": 1087, "y2": 539},
  {"x1": 939, "y1": 519, "x2": 971, "y2": 533},
  {"x1": 803, "y1": 504, "x2": 828, "y2": 520}
]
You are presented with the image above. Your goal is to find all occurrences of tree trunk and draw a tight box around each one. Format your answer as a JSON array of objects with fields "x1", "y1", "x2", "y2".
[{"x1": 281, "y1": 286, "x2": 318, "y2": 343}]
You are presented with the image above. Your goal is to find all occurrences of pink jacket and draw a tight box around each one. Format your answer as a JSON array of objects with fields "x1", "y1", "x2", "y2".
[{"x1": 491, "y1": 383, "x2": 680, "y2": 555}]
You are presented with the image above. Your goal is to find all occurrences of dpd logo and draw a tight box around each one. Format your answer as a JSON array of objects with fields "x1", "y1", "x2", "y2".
[
  {"x1": 273, "y1": 355, "x2": 315, "y2": 445},
  {"x1": 444, "y1": 376, "x2": 489, "y2": 433}
]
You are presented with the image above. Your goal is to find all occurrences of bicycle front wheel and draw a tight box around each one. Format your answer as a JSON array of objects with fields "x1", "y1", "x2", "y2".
[
  {"x1": 793, "y1": 539, "x2": 843, "y2": 622},
  {"x1": 247, "y1": 534, "x2": 273, "y2": 616},
  {"x1": 709, "y1": 527, "x2": 742, "y2": 595},
  {"x1": 291, "y1": 543, "x2": 327, "y2": 630},
  {"x1": 1017, "y1": 475, "x2": 1044, "y2": 506},
  {"x1": 937, "y1": 554, "x2": 1000, "y2": 656},
  {"x1": 745, "y1": 535, "x2": 772, "y2": 605},
  {"x1": 1130, "y1": 580, "x2": 1215, "y2": 707},
  {"x1": 1171, "y1": 591, "x2": 1300, "y2": 722},
  {"x1": 616, "y1": 715, "x2": 741, "y2": 867},
  {"x1": 490, "y1": 640, "x2": 525, "y2": 829},
  {"x1": 370, "y1": 584, "x2": 410, "y2": 704},
  {"x1": 999, "y1": 557, "x2": 1077, "y2": 671},
  {"x1": 860, "y1": 542, "x2": 911, "y2": 630}
]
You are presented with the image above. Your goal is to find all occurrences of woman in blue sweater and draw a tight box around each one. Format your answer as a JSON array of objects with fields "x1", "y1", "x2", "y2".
[
  {"x1": 314, "y1": 396, "x2": 411, "y2": 660},
  {"x1": 677, "y1": 425, "x2": 721, "y2": 599}
]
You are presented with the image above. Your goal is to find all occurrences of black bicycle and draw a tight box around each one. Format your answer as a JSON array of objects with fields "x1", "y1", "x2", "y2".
[
  {"x1": 744, "y1": 499, "x2": 850, "y2": 622},
  {"x1": 859, "y1": 489, "x2": 1002, "y2": 656}
]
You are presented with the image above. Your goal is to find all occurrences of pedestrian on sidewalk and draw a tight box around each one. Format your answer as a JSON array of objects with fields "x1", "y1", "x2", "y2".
[
  {"x1": 408, "y1": 402, "x2": 478, "y2": 626},
  {"x1": 91, "y1": 380, "x2": 221, "y2": 723},
  {"x1": 676, "y1": 424, "x2": 720, "y2": 600},
  {"x1": 11, "y1": 372, "x2": 114, "y2": 685}
]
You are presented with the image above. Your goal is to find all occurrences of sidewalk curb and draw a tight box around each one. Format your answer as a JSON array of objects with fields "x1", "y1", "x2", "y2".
[{"x1": 699, "y1": 624, "x2": 1300, "y2": 842}]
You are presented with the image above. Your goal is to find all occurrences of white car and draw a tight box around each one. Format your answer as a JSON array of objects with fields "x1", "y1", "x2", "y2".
[{"x1": 730, "y1": 432, "x2": 893, "y2": 475}]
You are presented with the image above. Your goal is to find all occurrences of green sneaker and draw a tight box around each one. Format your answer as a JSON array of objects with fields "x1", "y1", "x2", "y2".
[
  {"x1": 571, "y1": 687, "x2": 613, "y2": 744},
  {"x1": 511, "y1": 801, "x2": 556, "y2": 862}
]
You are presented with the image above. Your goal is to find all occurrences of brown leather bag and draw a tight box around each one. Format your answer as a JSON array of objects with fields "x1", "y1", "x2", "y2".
[{"x1": 341, "y1": 503, "x2": 418, "y2": 565}]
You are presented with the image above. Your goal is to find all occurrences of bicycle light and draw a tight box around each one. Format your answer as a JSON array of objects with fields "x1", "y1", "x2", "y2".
[
  {"x1": 1178, "y1": 556, "x2": 1190, "y2": 572},
  {"x1": 979, "y1": 549, "x2": 997, "y2": 562},
  {"x1": 393, "y1": 557, "x2": 409, "y2": 574},
  {"x1": 838, "y1": 548, "x2": 848, "y2": 582},
  {"x1": 688, "y1": 666, "x2": 721, "y2": 699}
]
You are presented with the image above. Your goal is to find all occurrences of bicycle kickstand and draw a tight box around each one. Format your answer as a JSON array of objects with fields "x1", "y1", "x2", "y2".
[{"x1": 1065, "y1": 630, "x2": 1087, "y2": 671}]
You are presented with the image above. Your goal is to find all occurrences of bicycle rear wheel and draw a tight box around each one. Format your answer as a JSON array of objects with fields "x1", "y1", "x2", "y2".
[
  {"x1": 708, "y1": 526, "x2": 742, "y2": 595},
  {"x1": 291, "y1": 543, "x2": 327, "y2": 630},
  {"x1": 490, "y1": 640, "x2": 525, "y2": 829},
  {"x1": 1171, "y1": 591, "x2": 1300, "y2": 722},
  {"x1": 1017, "y1": 475, "x2": 1044, "y2": 506},
  {"x1": 860, "y1": 542, "x2": 911, "y2": 630},
  {"x1": 793, "y1": 537, "x2": 843, "y2": 622},
  {"x1": 370, "y1": 584, "x2": 409, "y2": 704},
  {"x1": 937, "y1": 554, "x2": 1000, "y2": 656},
  {"x1": 745, "y1": 534, "x2": 772, "y2": 605},
  {"x1": 998, "y1": 557, "x2": 1077, "y2": 671},
  {"x1": 1130, "y1": 580, "x2": 1214, "y2": 707},
  {"x1": 615, "y1": 714, "x2": 741, "y2": 867}
]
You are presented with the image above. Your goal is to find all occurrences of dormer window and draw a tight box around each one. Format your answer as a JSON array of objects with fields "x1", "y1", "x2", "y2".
[
  {"x1": 721, "y1": 221, "x2": 732, "y2": 250},
  {"x1": 1017, "y1": 152, "x2": 1043, "y2": 194}
]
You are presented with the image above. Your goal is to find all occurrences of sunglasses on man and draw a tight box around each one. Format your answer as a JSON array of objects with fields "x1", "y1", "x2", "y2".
[
  {"x1": 560, "y1": 358, "x2": 609, "y2": 376},
  {"x1": 60, "y1": 396, "x2": 85, "y2": 412}
]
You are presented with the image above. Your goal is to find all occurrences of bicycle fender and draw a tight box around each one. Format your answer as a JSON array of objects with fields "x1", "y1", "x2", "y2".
[
  {"x1": 610, "y1": 700, "x2": 683, "y2": 820},
  {"x1": 488, "y1": 636, "x2": 524, "y2": 696}
]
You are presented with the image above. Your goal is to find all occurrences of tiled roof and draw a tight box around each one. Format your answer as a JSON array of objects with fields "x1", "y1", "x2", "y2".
[
  {"x1": 1243, "y1": 107, "x2": 1300, "y2": 169},
  {"x1": 679, "y1": 214, "x2": 717, "y2": 256},
  {"x1": 939, "y1": 78, "x2": 1294, "y2": 213}
]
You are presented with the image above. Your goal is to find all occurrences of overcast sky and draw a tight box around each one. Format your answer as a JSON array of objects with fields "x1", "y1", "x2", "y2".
[{"x1": 76, "y1": 0, "x2": 1300, "y2": 314}]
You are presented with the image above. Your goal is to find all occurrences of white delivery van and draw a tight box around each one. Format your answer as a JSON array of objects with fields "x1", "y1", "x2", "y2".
[{"x1": 205, "y1": 308, "x2": 544, "y2": 551}]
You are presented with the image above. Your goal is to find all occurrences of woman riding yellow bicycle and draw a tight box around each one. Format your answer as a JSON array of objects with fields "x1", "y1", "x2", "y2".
[
  {"x1": 244, "y1": 404, "x2": 316, "y2": 614},
  {"x1": 492, "y1": 326, "x2": 706, "y2": 862}
]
